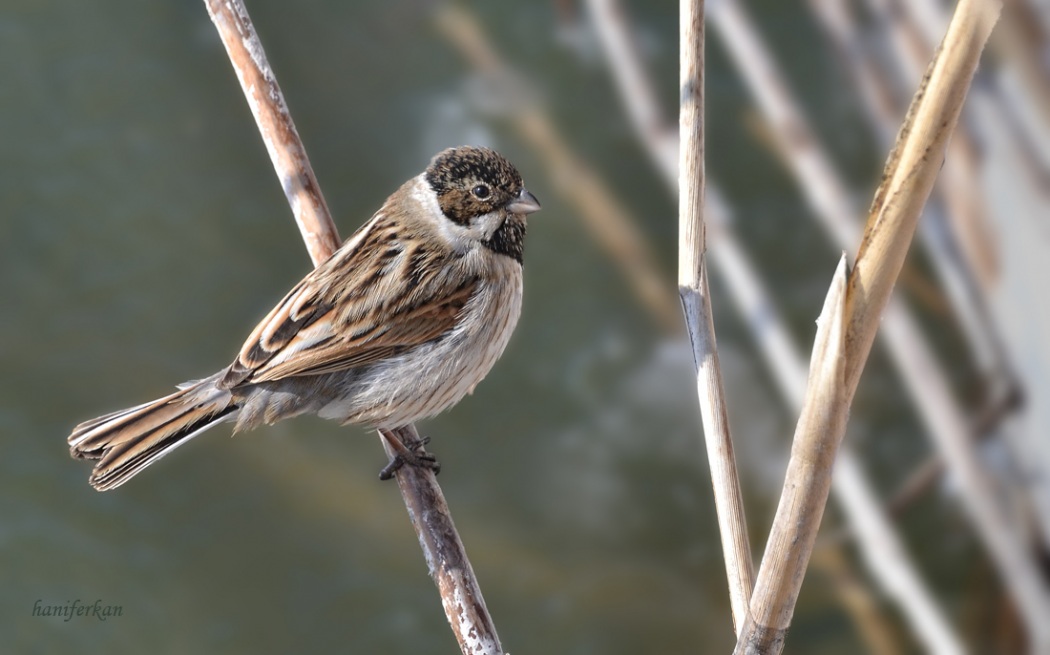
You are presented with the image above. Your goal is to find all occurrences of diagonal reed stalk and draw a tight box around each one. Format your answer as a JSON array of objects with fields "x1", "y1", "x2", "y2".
[
  {"x1": 735, "y1": 0, "x2": 1004, "y2": 652},
  {"x1": 201, "y1": 2, "x2": 503, "y2": 653}
]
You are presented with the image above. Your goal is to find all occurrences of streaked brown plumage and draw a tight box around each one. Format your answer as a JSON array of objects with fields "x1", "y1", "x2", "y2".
[{"x1": 68, "y1": 146, "x2": 541, "y2": 491}]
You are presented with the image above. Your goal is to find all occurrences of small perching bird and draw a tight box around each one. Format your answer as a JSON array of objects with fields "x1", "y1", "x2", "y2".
[{"x1": 68, "y1": 146, "x2": 541, "y2": 491}]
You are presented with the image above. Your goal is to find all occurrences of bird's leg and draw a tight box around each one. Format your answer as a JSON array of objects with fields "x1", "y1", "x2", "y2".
[{"x1": 378, "y1": 428, "x2": 441, "y2": 480}]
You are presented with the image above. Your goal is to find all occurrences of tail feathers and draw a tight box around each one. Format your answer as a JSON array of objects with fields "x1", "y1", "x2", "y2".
[{"x1": 69, "y1": 380, "x2": 237, "y2": 491}]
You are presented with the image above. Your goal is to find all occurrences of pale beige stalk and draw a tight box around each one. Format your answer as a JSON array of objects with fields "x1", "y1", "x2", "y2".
[
  {"x1": 590, "y1": 0, "x2": 959, "y2": 647},
  {"x1": 735, "y1": 256, "x2": 849, "y2": 654},
  {"x1": 735, "y1": 0, "x2": 1009, "y2": 652},
  {"x1": 679, "y1": 0, "x2": 755, "y2": 634}
]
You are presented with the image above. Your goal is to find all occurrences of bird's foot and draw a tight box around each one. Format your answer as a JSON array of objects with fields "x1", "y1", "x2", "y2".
[{"x1": 378, "y1": 430, "x2": 441, "y2": 480}]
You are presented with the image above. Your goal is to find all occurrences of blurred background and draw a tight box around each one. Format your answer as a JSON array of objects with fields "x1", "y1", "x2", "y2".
[{"x1": 4, "y1": 0, "x2": 1049, "y2": 653}]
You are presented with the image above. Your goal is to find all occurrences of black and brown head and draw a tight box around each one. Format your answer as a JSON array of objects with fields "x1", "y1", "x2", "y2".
[{"x1": 425, "y1": 146, "x2": 540, "y2": 226}]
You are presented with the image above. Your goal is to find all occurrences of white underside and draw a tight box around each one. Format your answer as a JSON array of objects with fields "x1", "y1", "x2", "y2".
[{"x1": 316, "y1": 252, "x2": 523, "y2": 428}]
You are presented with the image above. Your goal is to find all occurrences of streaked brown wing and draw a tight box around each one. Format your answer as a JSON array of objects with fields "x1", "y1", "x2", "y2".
[
  {"x1": 219, "y1": 213, "x2": 478, "y2": 388},
  {"x1": 245, "y1": 279, "x2": 477, "y2": 382}
]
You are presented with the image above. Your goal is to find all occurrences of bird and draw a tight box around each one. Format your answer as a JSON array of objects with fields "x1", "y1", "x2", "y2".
[{"x1": 68, "y1": 146, "x2": 541, "y2": 491}]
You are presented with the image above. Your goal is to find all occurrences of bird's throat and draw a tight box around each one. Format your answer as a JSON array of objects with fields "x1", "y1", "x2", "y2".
[{"x1": 482, "y1": 217, "x2": 526, "y2": 263}]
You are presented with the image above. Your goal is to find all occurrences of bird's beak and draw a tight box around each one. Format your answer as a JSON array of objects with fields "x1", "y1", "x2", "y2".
[{"x1": 507, "y1": 188, "x2": 541, "y2": 215}]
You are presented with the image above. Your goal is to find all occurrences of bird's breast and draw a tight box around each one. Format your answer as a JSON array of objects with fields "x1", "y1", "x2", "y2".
[{"x1": 317, "y1": 257, "x2": 523, "y2": 428}]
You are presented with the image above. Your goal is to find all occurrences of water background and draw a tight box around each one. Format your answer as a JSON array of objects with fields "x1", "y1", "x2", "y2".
[{"x1": 3, "y1": 2, "x2": 994, "y2": 653}]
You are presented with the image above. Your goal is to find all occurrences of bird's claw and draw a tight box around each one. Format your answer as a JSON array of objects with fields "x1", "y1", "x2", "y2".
[{"x1": 378, "y1": 433, "x2": 441, "y2": 480}]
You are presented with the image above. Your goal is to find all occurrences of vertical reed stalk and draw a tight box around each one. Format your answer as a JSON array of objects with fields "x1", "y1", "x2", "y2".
[{"x1": 679, "y1": 0, "x2": 755, "y2": 633}]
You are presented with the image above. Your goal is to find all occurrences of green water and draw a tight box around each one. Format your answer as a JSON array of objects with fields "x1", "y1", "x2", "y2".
[{"x1": 2, "y1": 1, "x2": 989, "y2": 653}]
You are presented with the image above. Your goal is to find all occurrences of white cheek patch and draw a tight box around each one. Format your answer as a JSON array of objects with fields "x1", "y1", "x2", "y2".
[
  {"x1": 410, "y1": 177, "x2": 464, "y2": 249},
  {"x1": 409, "y1": 175, "x2": 502, "y2": 252}
]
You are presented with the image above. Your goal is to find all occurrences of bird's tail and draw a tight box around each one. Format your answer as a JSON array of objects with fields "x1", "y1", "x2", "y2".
[{"x1": 68, "y1": 376, "x2": 237, "y2": 491}]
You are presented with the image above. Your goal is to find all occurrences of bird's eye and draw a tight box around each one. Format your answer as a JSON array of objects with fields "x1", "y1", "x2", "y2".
[{"x1": 471, "y1": 184, "x2": 491, "y2": 199}]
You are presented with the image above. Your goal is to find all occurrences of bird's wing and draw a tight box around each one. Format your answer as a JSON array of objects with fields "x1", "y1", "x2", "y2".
[{"x1": 219, "y1": 213, "x2": 478, "y2": 388}]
